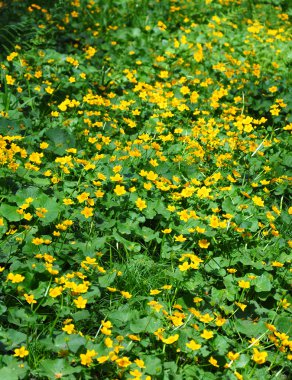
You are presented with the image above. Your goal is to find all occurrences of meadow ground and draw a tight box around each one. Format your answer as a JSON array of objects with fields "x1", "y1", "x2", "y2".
[{"x1": 0, "y1": 0, "x2": 291, "y2": 379}]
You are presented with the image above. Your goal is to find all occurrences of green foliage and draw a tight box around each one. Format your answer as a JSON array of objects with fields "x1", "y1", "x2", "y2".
[{"x1": 0, "y1": 0, "x2": 291, "y2": 379}]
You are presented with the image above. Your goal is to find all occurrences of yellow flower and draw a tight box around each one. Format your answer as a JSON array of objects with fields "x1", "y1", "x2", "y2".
[
  {"x1": 94, "y1": 190, "x2": 104, "y2": 198},
  {"x1": 200, "y1": 329, "x2": 214, "y2": 339},
  {"x1": 107, "y1": 287, "x2": 117, "y2": 292},
  {"x1": 7, "y1": 273, "x2": 25, "y2": 283},
  {"x1": 63, "y1": 198, "x2": 74, "y2": 205},
  {"x1": 135, "y1": 197, "x2": 147, "y2": 211},
  {"x1": 161, "y1": 228, "x2": 172, "y2": 233},
  {"x1": 197, "y1": 186, "x2": 211, "y2": 198},
  {"x1": 135, "y1": 358, "x2": 145, "y2": 368},
  {"x1": 215, "y1": 315, "x2": 227, "y2": 326},
  {"x1": 40, "y1": 142, "x2": 49, "y2": 149},
  {"x1": 227, "y1": 268, "x2": 237, "y2": 274},
  {"x1": 161, "y1": 334, "x2": 179, "y2": 344},
  {"x1": 252, "y1": 348, "x2": 268, "y2": 364},
  {"x1": 198, "y1": 239, "x2": 210, "y2": 248},
  {"x1": 116, "y1": 356, "x2": 132, "y2": 367},
  {"x1": 268, "y1": 86, "x2": 277, "y2": 93},
  {"x1": 186, "y1": 340, "x2": 201, "y2": 350},
  {"x1": 280, "y1": 298, "x2": 291, "y2": 309},
  {"x1": 74, "y1": 296, "x2": 87, "y2": 309},
  {"x1": 271, "y1": 261, "x2": 283, "y2": 267},
  {"x1": 120, "y1": 291, "x2": 132, "y2": 299},
  {"x1": 227, "y1": 352, "x2": 240, "y2": 361},
  {"x1": 161, "y1": 284, "x2": 172, "y2": 290},
  {"x1": 110, "y1": 173, "x2": 123, "y2": 182},
  {"x1": 150, "y1": 289, "x2": 161, "y2": 295},
  {"x1": 29, "y1": 152, "x2": 43, "y2": 164},
  {"x1": 7, "y1": 52, "x2": 18, "y2": 61},
  {"x1": 234, "y1": 371, "x2": 243, "y2": 380},
  {"x1": 249, "y1": 337, "x2": 260, "y2": 346},
  {"x1": 14, "y1": 346, "x2": 29, "y2": 358},
  {"x1": 45, "y1": 86, "x2": 54, "y2": 94},
  {"x1": 81, "y1": 207, "x2": 94, "y2": 218},
  {"x1": 148, "y1": 300, "x2": 164, "y2": 312},
  {"x1": 6, "y1": 74, "x2": 15, "y2": 85},
  {"x1": 49, "y1": 286, "x2": 63, "y2": 298},
  {"x1": 114, "y1": 185, "x2": 127, "y2": 196},
  {"x1": 235, "y1": 302, "x2": 247, "y2": 311},
  {"x1": 80, "y1": 349, "x2": 97, "y2": 366},
  {"x1": 252, "y1": 196, "x2": 264, "y2": 207},
  {"x1": 101, "y1": 325, "x2": 112, "y2": 335},
  {"x1": 97, "y1": 355, "x2": 109, "y2": 363},
  {"x1": 209, "y1": 356, "x2": 219, "y2": 367},
  {"x1": 238, "y1": 280, "x2": 250, "y2": 289},
  {"x1": 24, "y1": 293, "x2": 37, "y2": 305},
  {"x1": 174, "y1": 234, "x2": 187, "y2": 242},
  {"x1": 62, "y1": 323, "x2": 75, "y2": 334},
  {"x1": 128, "y1": 334, "x2": 140, "y2": 341},
  {"x1": 199, "y1": 313, "x2": 213, "y2": 323},
  {"x1": 77, "y1": 192, "x2": 90, "y2": 203},
  {"x1": 130, "y1": 369, "x2": 142, "y2": 378}
]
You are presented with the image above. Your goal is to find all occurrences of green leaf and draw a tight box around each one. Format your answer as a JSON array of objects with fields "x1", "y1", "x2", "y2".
[
  {"x1": 108, "y1": 305, "x2": 139, "y2": 327},
  {"x1": 254, "y1": 274, "x2": 273, "y2": 292},
  {"x1": 39, "y1": 359, "x2": 81, "y2": 377},
  {"x1": 67, "y1": 335, "x2": 86, "y2": 353},
  {"x1": 144, "y1": 356, "x2": 162, "y2": 375},
  {"x1": 223, "y1": 274, "x2": 237, "y2": 301},
  {"x1": 45, "y1": 128, "x2": 75, "y2": 155},
  {"x1": 112, "y1": 230, "x2": 141, "y2": 252},
  {"x1": 213, "y1": 335, "x2": 229, "y2": 355},
  {"x1": 0, "y1": 359, "x2": 27, "y2": 380},
  {"x1": 34, "y1": 195, "x2": 59, "y2": 225},
  {"x1": 205, "y1": 257, "x2": 227, "y2": 276},
  {"x1": 98, "y1": 271, "x2": 116, "y2": 288},
  {"x1": 236, "y1": 353, "x2": 250, "y2": 368},
  {"x1": 5, "y1": 329, "x2": 27, "y2": 347},
  {"x1": 0, "y1": 204, "x2": 22, "y2": 222},
  {"x1": 15, "y1": 186, "x2": 43, "y2": 200},
  {"x1": 130, "y1": 316, "x2": 161, "y2": 333},
  {"x1": 275, "y1": 316, "x2": 292, "y2": 334},
  {"x1": 72, "y1": 310, "x2": 90, "y2": 322},
  {"x1": 234, "y1": 320, "x2": 266, "y2": 338}
]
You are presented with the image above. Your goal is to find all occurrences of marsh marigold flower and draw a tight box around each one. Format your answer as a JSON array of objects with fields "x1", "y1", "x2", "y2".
[
  {"x1": 24, "y1": 293, "x2": 37, "y2": 304},
  {"x1": 81, "y1": 207, "x2": 94, "y2": 218},
  {"x1": 80, "y1": 349, "x2": 97, "y2": 366},
  {"x1": 116, "y1": 356, "x2": 132, "y2": 368},
  {"x1": 252, "y1": 348, "x2": 268, "y2": 364},
  {"x1": 186, "y1": 340, "x2": 201, "y2": 350},
  {"x1": 238, "y1": 280, "x2": 250, "y2": 289},
  {"x1": 201, "y1": 329, "x2": 214, "y2": 339},
  {"x1": 114, "y1": 185, "x2": 127, "y2": 196},
  {"x1": 14, "y1": 346, "x2": 29, "y2": 358},
  {"x1": 161, "y1": 334, "x2": 179, "y2": 344},
  {"x1": 49, "y1": 286, "x2": 63, "y2": 298},
  {"x1": 198, "y1": 239, "x2": 210, "y2": 248},
  {"x1": 7, "y1": 273, "x2": 25, "y2": 283},
  {"x1": 252, "y1": 196, "x2": 264, "y2": 207},
  {"x1": 74, "y1": 296, "x2": 87, "y2": 309},
  {"x1": 135, "y1": 198, "x2": 147, "y2": 211},
  {"x1": 62, "y1": 324, "x2": 75, "y2": 334},
  {"x1": 120, "y1": 291, "x2": 132, "y2": 299},
  {"x1": 209, "y1": 356, "x2": 219, "y2": 367}
]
